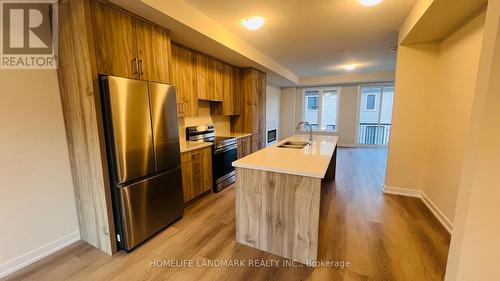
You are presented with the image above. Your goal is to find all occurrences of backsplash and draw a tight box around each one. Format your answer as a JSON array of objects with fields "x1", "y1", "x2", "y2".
[{"x1": 178, "y1": 101, "x2": 230, "y2": 140}]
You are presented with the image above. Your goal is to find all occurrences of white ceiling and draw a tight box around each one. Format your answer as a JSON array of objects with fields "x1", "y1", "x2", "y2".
[{"x1": 184, "y1": 0, "x2": 416, "y2": 77}]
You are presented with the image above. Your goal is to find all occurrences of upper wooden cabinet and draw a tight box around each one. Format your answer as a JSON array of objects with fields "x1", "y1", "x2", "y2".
[
  {"x1": 171, "y1": 44, "x2": 198, "y2": 117},
  {"x1": 135, "y1": 20, "x2": 171, "y2": 83},
  {"x1": 231, "y1": 68, "x2": 266, "y2": 152},
  {"x1": 213, "y1": 65, "x2": 241, "y2": 115},
  {"x1": 92, "y1": 1, "x2": 171, "y2": 83},
  {"x1": 231, "y1": 67, "x2": 242, "y2": 115},
  {"x1": 195, "y1": 53, "x2": 209, "y2": 100},
  {"x1": 213, "y1": 59, "x2": 224, "y2": 101},
  {"x1": 174, "y1": 48, "x2": 241, "y2": 115},
  {"x1": 197, "y1": 56, "x2": 222, "y2": 101},
  {"x1": 92, "y1": 1, "x2": 138, "y2": 79}
]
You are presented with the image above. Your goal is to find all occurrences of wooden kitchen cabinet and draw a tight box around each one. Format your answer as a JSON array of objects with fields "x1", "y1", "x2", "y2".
[
  {"x1": 195, "y1": 53, "x2": 209, "y2": 100},
  {"x1": 212, "y1": 64, "x2": 241, "y2": 115},
  {"x1": 195, "y1": 54, "x2": 225, "y2": 101},
  {"x1": 255, "y1": 70, "x2": 266, "y2": 150},
  {"x1": 92, "y1": 0, "x2": 171, "y2": 83},
  {"x1": 135, "y1": 20, "x2": 171, "y2": 83},
  {"x1": 231, "y1": 67, "x2": 242, "y2": 115},
  {"x1": 237, "y1": 136, "x2": 252, "y2": 159},
  {"x1": 213, "y1": 59, "x2": 224, "y2": 101},
  {"x1": 180, "y1": 147, "x2": 212, "y2": 203},
  {"x1": 231, "y1": 68, "x2": 266, "y2": 152},
  {"x1": 92, "y1": 0, "x2": 138, "y2": 79},
  {"x1": 171, "y1": 44, "x2": 198, "y2": 117},
  {"x1": 196, "y1": 54, "x2": 217, "y2": 101}
]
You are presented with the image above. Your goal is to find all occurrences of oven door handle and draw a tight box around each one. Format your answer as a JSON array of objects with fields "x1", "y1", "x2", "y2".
[{"x1": 214, "y1": 144, "x2": 238, "y2": 154}]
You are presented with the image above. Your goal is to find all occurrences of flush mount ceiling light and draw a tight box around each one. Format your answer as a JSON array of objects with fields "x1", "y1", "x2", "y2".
[
  {"x1": 345, "y1": 64, "x2": 357, "y2": 71},
  {"x1": 241, "y1": 16, "x2": 265, "y2": 30},
  {"x1": 358, "y1": 0, "x2": 383, "y2": 7}
]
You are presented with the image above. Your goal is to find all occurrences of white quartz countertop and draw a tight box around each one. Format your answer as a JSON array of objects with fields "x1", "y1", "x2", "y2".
[{"x1": 232, "y1": 135, "x2": 339, "y2": 178}]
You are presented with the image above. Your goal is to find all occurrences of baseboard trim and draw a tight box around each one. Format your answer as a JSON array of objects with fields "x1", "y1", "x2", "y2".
[
  {"x1": 382, "y1": 185, "x2": 421, "y2": 198},
  {"x1": 382, "y1": 185, "x2": 453, "y2": 234},
  {"x1": 421, "y1": 193, "x2": 453, "y2": 234},
  {"x1": 0, "y1": 231, "x2": 80, "y2": 278}
]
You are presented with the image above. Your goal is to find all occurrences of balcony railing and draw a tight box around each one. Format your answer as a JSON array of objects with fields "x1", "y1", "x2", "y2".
[{"x1": 358, "y1": 123, "x2": 391, "y2": 145}]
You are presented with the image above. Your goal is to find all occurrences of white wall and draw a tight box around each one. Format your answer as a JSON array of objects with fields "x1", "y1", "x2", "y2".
[
  {"x1": 385, "y1": 10, "x2": 485, "y2": 227},
  {"x1": 265, "y1": 85, "x2": 281, "y2": 145},
  {"x1": 445, "y1": 1, "x2": 500, "y2": 279},
  {"x1": 0, "y1": 70, "x2": 80, "y2": 277}
]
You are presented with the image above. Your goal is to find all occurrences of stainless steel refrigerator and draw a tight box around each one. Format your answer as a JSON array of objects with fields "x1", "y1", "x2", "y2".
[{"x1": 99, "y1": 75, "x2": 184, "y2": 251}]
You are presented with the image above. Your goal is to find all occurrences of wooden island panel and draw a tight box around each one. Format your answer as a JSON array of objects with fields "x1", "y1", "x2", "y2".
[{"x1": 235, "y1": 167, "x2": 322, "y2": 264}]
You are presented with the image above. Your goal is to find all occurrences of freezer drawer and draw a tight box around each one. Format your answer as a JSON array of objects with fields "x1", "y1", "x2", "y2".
[{"x1": 118, "y1": 167, "x2": 184, "y2": 250}]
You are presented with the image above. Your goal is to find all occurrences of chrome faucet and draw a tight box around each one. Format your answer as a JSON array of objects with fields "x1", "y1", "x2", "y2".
[{"x1": 295, "y1": 121, "x2": 313, "y2": 145}]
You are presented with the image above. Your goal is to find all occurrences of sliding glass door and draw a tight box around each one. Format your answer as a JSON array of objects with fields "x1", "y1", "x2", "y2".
[{"x1": 357, "y1": 85, "x2": 394, "y2": 146}]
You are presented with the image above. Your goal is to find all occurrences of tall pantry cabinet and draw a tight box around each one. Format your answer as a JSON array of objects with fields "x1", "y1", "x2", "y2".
[{"x1": 231, "y1": 68, "x2": 267, "y2": 152}]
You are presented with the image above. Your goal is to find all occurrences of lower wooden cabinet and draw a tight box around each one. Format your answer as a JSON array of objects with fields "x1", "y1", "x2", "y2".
[
  {"x1": 237, "y1": 136, "x2": 252, "y2": 159},
  {"x1": 180, "y1": 146, "x2": 212, "y2": 203}
]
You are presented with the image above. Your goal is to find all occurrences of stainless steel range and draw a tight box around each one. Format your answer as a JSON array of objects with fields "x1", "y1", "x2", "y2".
[{"x1": 186, "y1": 125, "x2": 237, "y2": 192}]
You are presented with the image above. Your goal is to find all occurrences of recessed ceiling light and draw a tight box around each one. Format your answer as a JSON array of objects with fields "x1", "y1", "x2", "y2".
[
  {"x1": 358, "y1": 0, "x2": 383, "y2": 7},
  {"x1": 241, "y1": 16, "x2": 265, "y2": 30},
  {"x1": 345, "y1": 64, "x2": 357, "y2": 71}
]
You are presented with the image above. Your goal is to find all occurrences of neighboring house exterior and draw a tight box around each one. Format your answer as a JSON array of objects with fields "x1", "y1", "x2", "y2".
[
  {"x1": 358, "y1": 87, "x2": 394, "y2": 145},
  {"x1": 304, "y1": 90, "x2": 338, "y2": 131}
]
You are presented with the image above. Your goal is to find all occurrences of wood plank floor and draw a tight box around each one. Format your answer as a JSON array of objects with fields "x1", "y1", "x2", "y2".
[{"x1": 3, "y1": 148, "x2": 450, "y2": 281}]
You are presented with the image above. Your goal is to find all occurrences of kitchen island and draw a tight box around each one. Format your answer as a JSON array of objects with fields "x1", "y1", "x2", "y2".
[{"x1": 232, "y1": 135, "x2": 338, "y2": 264}]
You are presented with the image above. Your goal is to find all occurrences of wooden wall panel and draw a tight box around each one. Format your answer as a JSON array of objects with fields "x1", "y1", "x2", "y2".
[
  {"x1": 58, "y1": 0, "x2": 115, "y2": 255},
  {"x1": 235, "y1": 167, "x2": 321, "y2": 264}
]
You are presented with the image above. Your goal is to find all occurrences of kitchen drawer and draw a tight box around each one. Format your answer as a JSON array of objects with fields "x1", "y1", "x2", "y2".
[
  {"x1": 237, "y1": 135, "x2": 252, "y2": 159},
  {"x1": 180, "y1": 146, "x2": 212, "y2": 164},
  {"x1": 180, "y1": 148, "x2": 213, "y2": 203}
]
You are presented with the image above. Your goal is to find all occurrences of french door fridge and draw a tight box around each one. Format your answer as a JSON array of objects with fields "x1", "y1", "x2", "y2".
[{"x1": 99, "y1": 75, "x2": 184, "y2": 251}]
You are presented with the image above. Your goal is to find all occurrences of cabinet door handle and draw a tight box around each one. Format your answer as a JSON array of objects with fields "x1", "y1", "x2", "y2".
[
  {"x1": 193, "y1": 163, "x2": 200, "y2": 174},
  {"x1": 139, "y1": 59, "x2": 144, "y2": 76},
  {"x1": 132, "y1": 58, "x2": 139, "y2": 75},
  {"x1": 191, "y1": 153, "x2": 200, "y2": 160},
  {"x1": 178, "y1": 103, "x2": 183, "y2": 117}
]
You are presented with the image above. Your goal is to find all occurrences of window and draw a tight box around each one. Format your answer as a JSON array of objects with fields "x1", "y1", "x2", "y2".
[
  {"x1": 357, "y1": 85, "x2": 394, "y2": 146},
  {"x1": 303, "y1": 88, "x2": 338, "y2": 132},
  {"x1": 366, "y1": 94, "x2": 376, "y2": 110},
  {"x1": 306, "y1": 95, "x2": 319, "y2": 110}
]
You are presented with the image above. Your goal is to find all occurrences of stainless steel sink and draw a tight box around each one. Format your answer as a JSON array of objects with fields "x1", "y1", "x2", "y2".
[{"x1": 277, "y1": 141, "x2": 309, "y2": 149}]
